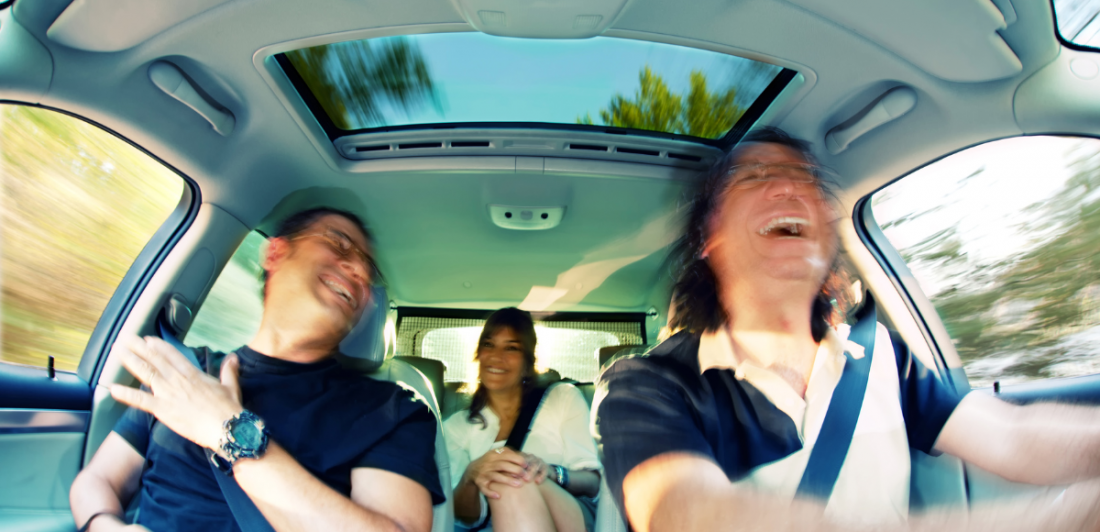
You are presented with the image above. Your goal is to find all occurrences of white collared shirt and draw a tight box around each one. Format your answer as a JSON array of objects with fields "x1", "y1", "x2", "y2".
[
  {"x1": 698, "y1": 324, "x2": 913, "y2": 527},
  {"x1": 444, "y1": 383, "x2": 601, "y2": 529}
]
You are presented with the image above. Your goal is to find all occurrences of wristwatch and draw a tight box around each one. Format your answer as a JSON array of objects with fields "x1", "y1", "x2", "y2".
[{"x1": 210, "y1": 410, "x2": 269, "y2": 471}]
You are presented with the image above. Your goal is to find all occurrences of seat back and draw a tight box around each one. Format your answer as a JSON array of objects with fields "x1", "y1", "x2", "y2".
[
  {"x1": 339, "y1": 287, "x2": 453, "y2": 532},
  {"x1": 393, "y1": 356, "x2": 446, "y2": 409}
]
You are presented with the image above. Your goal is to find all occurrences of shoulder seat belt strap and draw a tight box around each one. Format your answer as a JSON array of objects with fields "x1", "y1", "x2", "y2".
[
  {"x1": 157, "y1": 318, "x2": 276, "y2": 532},
  {"x1": 795, "y1": 293, "x2": 878, "y2": 502}
]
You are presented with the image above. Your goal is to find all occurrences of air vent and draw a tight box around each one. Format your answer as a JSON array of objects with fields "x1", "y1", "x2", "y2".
[
  {"x1": 398, "y1": 142, "x2": 444, "y2": 150},
  {"x1": 667, "y1": 152, "x2": 702, "y2": 162},
  {"x1": 615, "y1": 147, "x2": 660, "y2": 156},
  {"x1": 355, "y1": 145, "x2": 391, "y2": 153},
  {"x1": 568, "y1": 143, "x2": 610, "y2": 152},
  {"x1": 451, "y1": 141, "x2": 492, "y2": 148}
]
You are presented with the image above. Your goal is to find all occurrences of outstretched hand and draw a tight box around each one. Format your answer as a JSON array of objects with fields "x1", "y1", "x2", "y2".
[{"x1": 110, "y1": 335, "x2": 243, "y2": 452}]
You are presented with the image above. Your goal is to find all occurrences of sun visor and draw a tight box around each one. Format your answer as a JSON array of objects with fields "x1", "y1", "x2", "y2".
[
  {"x1": 785, "y1": 0, "x2": 1022, "y2": 83},
  {"x1": 450, "y1": 0, "x2": 627, "y2": 38},
  {"x1": 46, "y1": 0, "x2": 232, "y2": 52}
]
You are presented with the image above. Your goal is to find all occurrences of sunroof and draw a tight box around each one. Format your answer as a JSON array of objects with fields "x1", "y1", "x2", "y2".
[
  {"x1": 1054, "y1": 0, "x2": 1100, "y2": 49},
  {"x1": 277, "y1": 33, "x2": 791, "y2": 144}
]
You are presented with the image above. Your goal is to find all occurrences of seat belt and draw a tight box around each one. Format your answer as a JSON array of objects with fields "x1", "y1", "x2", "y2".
[
  {"x1": 505, "y1": 383, "x2": 556, "y2": 451},
  {"x1": 468, "y1": 382, "x2": 557, "y2": 532},
  {"x1": 157, "y1": 317, "x2": 276, "y2": 532},
  {"x1": 795, "y1": 294, "x2": 877, "y2": 501}
]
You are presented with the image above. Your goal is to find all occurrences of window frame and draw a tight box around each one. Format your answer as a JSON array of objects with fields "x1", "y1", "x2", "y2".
[
  {"x1": 854, "y1": 133, "x2": 1100, "y2": 392},
  {"x1": 0, "y1": 102, "x2": 203, "y2": 384}
]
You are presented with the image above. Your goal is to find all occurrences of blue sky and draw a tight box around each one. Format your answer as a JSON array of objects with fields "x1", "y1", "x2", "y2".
[{"x1": 329, "y1": 33, "x2": 782, "y2": 134}]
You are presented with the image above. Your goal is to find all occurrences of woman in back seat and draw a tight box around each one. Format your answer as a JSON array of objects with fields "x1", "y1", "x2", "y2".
[{"x1": 444, "y1": 307, "x2": 601, "y2": 532}]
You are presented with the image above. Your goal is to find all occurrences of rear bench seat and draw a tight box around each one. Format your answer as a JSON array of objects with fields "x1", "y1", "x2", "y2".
[{"x1": 336, "y1": 287, "x2": 454, "y2": 532}]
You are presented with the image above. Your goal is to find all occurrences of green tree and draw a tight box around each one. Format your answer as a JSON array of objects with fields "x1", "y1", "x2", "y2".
[
  {"x1": 577, "y1": 67, "x2": 744, "y2": 139},
  {"x1": 286, "y1": 37, "x2": 438, "y2": 130}
]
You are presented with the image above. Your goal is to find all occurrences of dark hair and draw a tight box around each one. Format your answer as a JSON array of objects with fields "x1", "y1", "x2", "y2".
[
  {"x1": 261, "y1": 206, "x2": 377, "y2": 293},
  {"x1": 467, "y1": 307, "x2": 538, "y2": 428},
  {"x1": 667, "y1": 127, "x2": 846, "y2": 341}
]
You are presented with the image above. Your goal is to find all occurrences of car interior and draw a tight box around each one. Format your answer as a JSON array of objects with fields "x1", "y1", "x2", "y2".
[{"x1": 1, "y1": 0, "x2": 1099, "y2": 530}]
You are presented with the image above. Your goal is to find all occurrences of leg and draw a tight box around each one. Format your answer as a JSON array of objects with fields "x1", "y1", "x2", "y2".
[
  {"x1": 488, "y1": 480, "x2": 555, "y2": 532},
  {"x1": 537, "y1": 481, "x2": 587, "y2": 532}
]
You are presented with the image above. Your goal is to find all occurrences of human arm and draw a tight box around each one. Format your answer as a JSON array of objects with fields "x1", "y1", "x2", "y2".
[
  {"x1": 69, "y1": 432, "x2": 150, "y2": 532},
  {"x1": 935, "y1": 392, "x2": 1100, "y2": 485},
  {"x1": 109, "y1": 335, "x2": 435, "y2": 532},
  {"x1": 622, "y1": 451, "x2": 1100, "y2": 532}
]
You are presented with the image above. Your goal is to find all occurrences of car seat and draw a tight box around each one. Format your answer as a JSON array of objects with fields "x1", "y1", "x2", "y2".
[{"x1": 337, "y1": 286, "x2": 454, "y2": 532}]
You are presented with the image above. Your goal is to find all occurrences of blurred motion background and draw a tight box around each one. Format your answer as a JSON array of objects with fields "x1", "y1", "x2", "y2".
[{"x1": 0, "y1": 106, "x2": 182, "y2": 371}]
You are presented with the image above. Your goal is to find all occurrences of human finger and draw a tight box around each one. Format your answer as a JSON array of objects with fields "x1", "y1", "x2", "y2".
[
  {"x1": 489, "y1": 448, "x2": 529, "y2": 468},
  {"x1": 474, "y1": 477, "x2": 501, "y2": 499},
  {"x1": 143, "y1": 335, "x2": 202, "y2": 376},
  {"x1": 485, "y1": 458, "x2": 527, "y2": 479},
  {"x1": 110, "y1": 384, "x2": 158, "y2": 414},
  {"x1": 123, "y1": 336, "x2": 180, "y2": 385},
  {"x1": 483, "y1": 471, "x2": 523, "y2": 489},
  {"x1": 220, "y1": 354, "x2": 242, "y2": 405},
  {"x1": 533, "y1": 461, "x2": 549, "y2": 484},
  {"x1": 118, "y1": 340, "x2": 168, "y2": 389}
]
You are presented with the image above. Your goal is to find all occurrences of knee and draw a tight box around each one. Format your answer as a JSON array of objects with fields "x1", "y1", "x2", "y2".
[{"x1": 489, "y1": 479, "x2": 542, "y2": 509}]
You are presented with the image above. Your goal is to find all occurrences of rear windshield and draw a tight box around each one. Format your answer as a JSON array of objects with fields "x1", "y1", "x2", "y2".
[
  {"x1": 396, "y1": 310, "x2": 645, "y2": 383},
  {"x1": 277, "y1": 33, "x2": 790, "y2": 142}
]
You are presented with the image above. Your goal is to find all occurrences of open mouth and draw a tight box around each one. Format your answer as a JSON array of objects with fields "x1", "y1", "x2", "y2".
[
  {"x1": 758, "y1": 216, "x2": 810, "y2": 238},
  {"x1": 485, "y1": 367, "x2": 507, "y2": 374},
  {"x1": 322, "y1": 277, "x2": 358, "y2": 310}
]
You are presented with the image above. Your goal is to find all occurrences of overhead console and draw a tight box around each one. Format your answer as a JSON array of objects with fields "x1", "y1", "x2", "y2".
[{"x1": 786, "y1": 0, "x2": 1022, "y2": 82}]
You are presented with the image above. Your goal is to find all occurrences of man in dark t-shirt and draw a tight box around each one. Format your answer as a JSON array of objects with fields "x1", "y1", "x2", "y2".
[
  {"x1": 595, "y1": 128, "x2": 1100, "y2": 532},
  {"x1": 70, "y1": 207, "x2": 443, "y2": 532}
]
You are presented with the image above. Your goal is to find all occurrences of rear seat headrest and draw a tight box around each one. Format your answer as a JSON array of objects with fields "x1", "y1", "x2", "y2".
[{"x1": 337, "y1": 285, "x2": 388, "y2": 373}]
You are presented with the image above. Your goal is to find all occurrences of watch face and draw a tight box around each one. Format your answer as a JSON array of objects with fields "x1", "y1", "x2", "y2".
[{"x1": 231, "y1": 420, "x2": 262, "y2": 448}]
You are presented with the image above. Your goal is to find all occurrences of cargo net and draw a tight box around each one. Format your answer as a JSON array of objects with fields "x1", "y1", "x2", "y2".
[{"x1": 397, "y1": 316, "x2": 643, "y2": 383}]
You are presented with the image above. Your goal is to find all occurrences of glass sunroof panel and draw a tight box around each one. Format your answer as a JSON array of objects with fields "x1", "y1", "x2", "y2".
[
  {"x1": 279, "y1": 33, "x2": 787, "y2": 141},
  {"x1": 1054, "y1": 0, "x2": 1100, "y2": 49}
]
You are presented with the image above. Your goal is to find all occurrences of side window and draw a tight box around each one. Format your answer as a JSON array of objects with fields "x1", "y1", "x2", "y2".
[
  {"x1": 187, "y1": 232, "x2": 266, "y2": 352},
  {"x1": 870, "y1": 136, "x2": 1100, "y2": 387},
  {"x1": 0, "y1": 106, "x2": 185, "y2": 372}
]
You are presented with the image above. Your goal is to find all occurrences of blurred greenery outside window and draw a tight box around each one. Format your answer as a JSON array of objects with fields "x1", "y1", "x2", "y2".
[
  {"x1": 0, "y1": 106, "x2": 184, "y2": 372},
  {"x1": 186, "y1": 232, "x2": 266, "y2": 353},
  {"x1": 871, "y1": 136, "x2": 1100, "y2": 388}
]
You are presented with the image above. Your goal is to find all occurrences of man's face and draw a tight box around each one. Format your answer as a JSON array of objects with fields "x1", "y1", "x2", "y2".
[
  {"x1": 265, "y1": 214, "x2": 374, "y2": 336},
  {"x1": 705, "y1": 142, "x2": 839, "y2": 288}
]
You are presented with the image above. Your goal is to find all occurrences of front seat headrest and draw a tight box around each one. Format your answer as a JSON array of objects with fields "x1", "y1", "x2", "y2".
[{"x1": 337, "y1": 285, "x2": 388, "y2": 373}]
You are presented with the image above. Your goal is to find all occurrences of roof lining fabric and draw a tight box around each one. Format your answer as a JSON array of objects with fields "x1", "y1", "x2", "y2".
[
  {"x1": 785, "y1": 0, "x2": 1023, "y2": 83},
  {"x1": 46, "y1": 0, "x2": 233, "y2": 52}
]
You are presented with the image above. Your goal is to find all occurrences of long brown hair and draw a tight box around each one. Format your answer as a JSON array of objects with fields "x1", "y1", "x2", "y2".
[
  {"x1": 467, "y1": 307, "x2": 538, "y2": 427},
  {"x1": 667, "y1": 127, "x2": 849, "y2": 341}
]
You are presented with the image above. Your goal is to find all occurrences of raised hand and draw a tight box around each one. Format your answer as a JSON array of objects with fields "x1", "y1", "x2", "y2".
[{"x1": 110, "y1": 335, "x2": 243, "y2": 452}]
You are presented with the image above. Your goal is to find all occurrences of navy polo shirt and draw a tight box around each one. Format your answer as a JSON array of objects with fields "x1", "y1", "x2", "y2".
[
  {"x1": 595, "y1": 327, "x2": 962, "y2": 524},
  {"x1": 114, "y1": 345, "x2": 444, "y2": 532}
]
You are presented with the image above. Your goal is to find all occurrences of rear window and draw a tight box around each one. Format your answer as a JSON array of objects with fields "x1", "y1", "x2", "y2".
[
  {"x1": 397, "y1": 310, "x2": 645, "y2": 383},
  {"x1": 277, "y1": 33, "x2": 790, "y2": 141}
]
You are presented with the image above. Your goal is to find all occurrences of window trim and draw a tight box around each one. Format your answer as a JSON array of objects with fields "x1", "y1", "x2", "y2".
[
  {"x1": 854, "y1": 190, "x2": 966, "y2": 393},
  {"x1": 396, "y1": 307, "x2": 648, "y2": 344},
  {"x1": 0, "y1": 102, "x2": 203, "y2": 384}
]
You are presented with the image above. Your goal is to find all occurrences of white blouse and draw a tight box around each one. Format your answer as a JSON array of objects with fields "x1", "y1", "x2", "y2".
[{"x1": 443, "y1": 383, "x2": 602, "y2": 529}]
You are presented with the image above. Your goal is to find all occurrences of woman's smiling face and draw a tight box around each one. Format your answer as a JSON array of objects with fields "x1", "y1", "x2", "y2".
[{"x1": 476, "y1": 326, "x2": 528, "y2": 393}]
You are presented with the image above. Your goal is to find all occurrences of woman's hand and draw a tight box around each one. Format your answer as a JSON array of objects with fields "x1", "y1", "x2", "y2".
[
  {"x1": 521, "y1": 452, "x2": 550, "y2": 484},
  {"x1": 463, "y1": 447, "x2": 531, "y2": 499}
]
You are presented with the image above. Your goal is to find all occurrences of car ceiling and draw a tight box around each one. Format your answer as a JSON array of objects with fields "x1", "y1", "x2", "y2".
[{"x1": 2, "y1": 0, "x2": 1096, "y2": 314}]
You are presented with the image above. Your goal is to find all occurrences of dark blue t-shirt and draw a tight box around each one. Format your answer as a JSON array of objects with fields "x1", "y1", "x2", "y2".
[
  {"x1": 595, "y1": 330, "x2": 962, "y2": 517},
  {"x1": 114, "y1": 345, "x2": 444, "y2": 532}
]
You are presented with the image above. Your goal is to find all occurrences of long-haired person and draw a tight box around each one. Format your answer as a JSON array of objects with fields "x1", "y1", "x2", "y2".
[
  {"x1": 444, "y1": 307, "x2": 600, "y2": 532},
  {"x1": 595, "y1": 127, "x2": 1100, "y2": 532}
]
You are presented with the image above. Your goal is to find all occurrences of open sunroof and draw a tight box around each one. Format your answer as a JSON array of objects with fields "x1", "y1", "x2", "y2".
[{"x1": 276, "y1": 33, "x2": 794, "y2": 146}]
